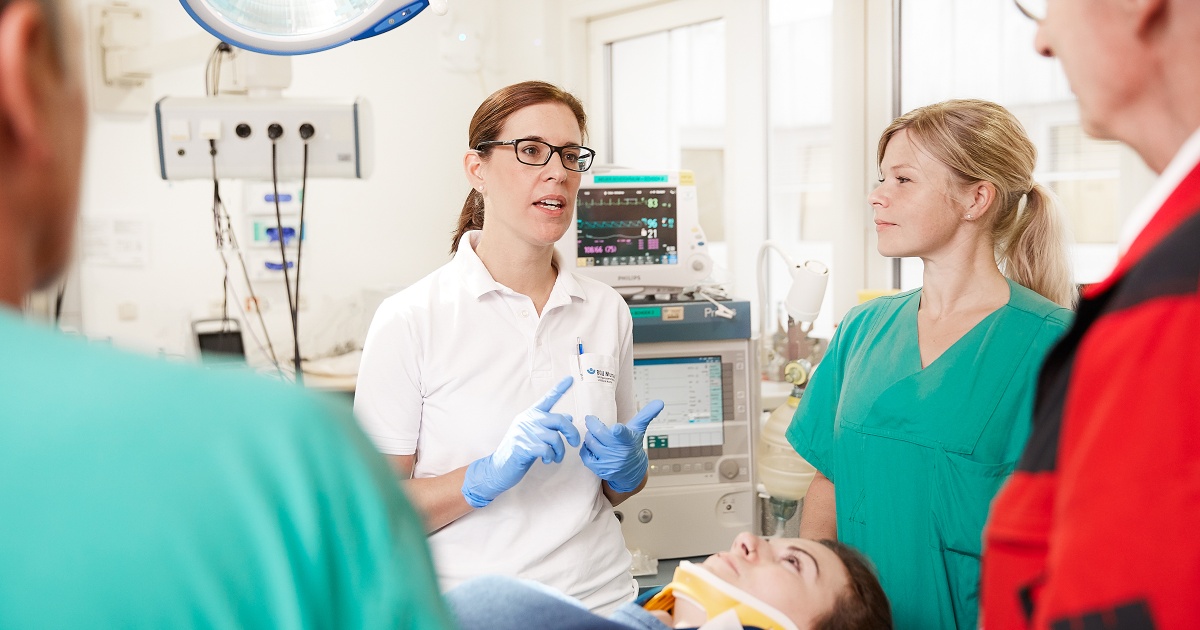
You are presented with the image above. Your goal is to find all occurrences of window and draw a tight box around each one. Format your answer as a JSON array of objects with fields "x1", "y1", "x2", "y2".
[
  {"x1": 765, "y1": 0, "x2": 835, "y2": 338},
  {"x1": 582, "y1": 0, "x2": 770, "y2": 311},
  {"x1": 897, "y1": 0, "x2": 1149, "y2": 288},
  {"x1": 608, "y1": 19, "x2": 729, "y2": 271}
]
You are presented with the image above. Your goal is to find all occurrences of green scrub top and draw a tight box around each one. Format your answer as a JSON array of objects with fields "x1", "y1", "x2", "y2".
[
  {"x1": 0, "y1": 310, "x2": 453, "y2": 629},
  {"x1": 787, "y1": 279, "x2": 1071, "y2": 629}
]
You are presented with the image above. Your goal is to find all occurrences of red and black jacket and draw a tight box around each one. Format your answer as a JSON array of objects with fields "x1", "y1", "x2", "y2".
[{"x1": 981, "y1": 162, "x2": 1200, "y2": 630}]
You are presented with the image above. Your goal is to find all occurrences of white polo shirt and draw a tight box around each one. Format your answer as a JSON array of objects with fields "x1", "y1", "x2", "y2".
[{"x1": 354, "y1": 230, "x2": 637, "y2": 614}]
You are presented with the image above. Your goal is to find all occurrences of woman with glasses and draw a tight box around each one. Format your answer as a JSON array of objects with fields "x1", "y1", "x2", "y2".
[
  {"x1": 354, "y1": 81, "x2": 660, "y2": 615},
  {"x1": 786, "y1": 99, "x2": 1075, "y2": 629}
]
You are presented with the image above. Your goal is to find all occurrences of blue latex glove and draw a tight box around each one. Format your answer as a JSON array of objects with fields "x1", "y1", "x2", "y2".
[
  {"x1": 579, "y1": 400, "x2": 665, "y2": 493},
  {"x1": 461, "y1": 376, "x2": 581, "y2": 509}
]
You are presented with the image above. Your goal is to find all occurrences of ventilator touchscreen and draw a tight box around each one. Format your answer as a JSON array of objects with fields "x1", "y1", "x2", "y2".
[{"x1": 634, "y1": 356, "x2": 724, "y2": 450}]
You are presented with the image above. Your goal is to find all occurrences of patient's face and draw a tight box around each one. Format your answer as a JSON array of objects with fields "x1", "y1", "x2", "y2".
[{"x1": 701, "y1": 534, "x2": 849, "y2": 627}]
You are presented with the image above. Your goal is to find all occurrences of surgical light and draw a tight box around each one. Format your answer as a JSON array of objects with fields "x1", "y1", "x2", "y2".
[{"x1": 179, "y1": 0, "x2": 448, "y2": 55}]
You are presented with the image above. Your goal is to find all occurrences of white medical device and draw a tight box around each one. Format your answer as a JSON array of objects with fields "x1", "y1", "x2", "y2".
[
  {"x1": 179, "y1": 0, "x2": 448, "y2": 55},
  {"x1": 616, "y1": 301, "x2": 757, "y2": 563},
  {"x1": 155, "y1": 96, "x2": 373, "y2": 180},
  {"x1": 558, "y1": 170, "x2": 713, "y2": 297},
  {"x1": 756, "y1": 240, "x2": 829, "y2": 334},
  {"x1": 192, "y1": 318, "x2": 246, "y2": 363}
]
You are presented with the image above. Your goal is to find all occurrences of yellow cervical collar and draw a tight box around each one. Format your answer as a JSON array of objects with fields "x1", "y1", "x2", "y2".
[{"x1": 643, "y1": 561, "x2": 800, "y2": 630}]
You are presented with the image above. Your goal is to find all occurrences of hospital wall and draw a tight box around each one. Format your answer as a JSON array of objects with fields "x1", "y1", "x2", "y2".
[{"x1": 69, "y1": 0, "x2": 563, "y2": 361}]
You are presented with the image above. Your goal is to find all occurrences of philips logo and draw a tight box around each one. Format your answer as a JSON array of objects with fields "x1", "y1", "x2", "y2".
[{"x1": 617, "y1": 274, "x2": 642, "y2": 281}]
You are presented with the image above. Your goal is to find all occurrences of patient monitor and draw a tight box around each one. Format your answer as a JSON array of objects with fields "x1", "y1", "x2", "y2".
[
  {"x1": 616, "y1": 301, "x2": 758, "y2": 563},
  {"x1": 558, "y1": 170, "x2": 713, "y2": 296}
]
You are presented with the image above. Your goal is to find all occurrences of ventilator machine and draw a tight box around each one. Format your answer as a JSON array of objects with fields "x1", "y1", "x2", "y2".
[{"x1": 562, "y1": 170, "x2": 828, "y2": 572}]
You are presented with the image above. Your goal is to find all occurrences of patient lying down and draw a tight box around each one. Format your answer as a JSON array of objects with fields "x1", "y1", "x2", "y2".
[{"x1": 447, "y1": 533, "x2": 892, "y2": 630}]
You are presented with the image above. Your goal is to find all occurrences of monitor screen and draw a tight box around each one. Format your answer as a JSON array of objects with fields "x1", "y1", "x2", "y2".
[
  {"x1": 633, "y1": 355, "x2": 724, "y2": 449},
  {"x1": 576, "y1": 187, "x2": 679, "y2": 268},
  {"x1": 195, "y1": 326, "x2": 246, "y2": 363}
]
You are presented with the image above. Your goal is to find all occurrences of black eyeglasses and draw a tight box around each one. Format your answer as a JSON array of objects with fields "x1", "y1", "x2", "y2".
[
  {"x1": 1014, "y1": 0, "x2": 1045, "y2": 21},
  {"x1": 475, "y1": 138, "x2": 596, "y2": 173}
]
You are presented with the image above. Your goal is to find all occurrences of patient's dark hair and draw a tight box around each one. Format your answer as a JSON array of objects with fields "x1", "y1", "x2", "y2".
[{"x1": 812, "y1": 539, "x2": 893, "y2": 630}]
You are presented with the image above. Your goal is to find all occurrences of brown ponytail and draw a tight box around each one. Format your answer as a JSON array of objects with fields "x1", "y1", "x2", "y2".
[
  {"x1": 449, "y1": 81, "x2": 588, "y2": 254},
  {"x1": 452, "y1": 189, "x2": 486, "y2": 253}
]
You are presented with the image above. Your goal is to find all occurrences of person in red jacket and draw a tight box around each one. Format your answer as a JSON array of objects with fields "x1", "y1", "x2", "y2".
[{"x1": 983, "y1": 2, "x2": 1200, "y2": 629}]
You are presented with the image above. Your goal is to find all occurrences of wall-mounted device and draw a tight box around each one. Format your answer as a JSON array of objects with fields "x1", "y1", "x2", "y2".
[
  {"x1": 155, "y1": 96, "x2": 373, "y2": 180},
  {"x1": 558, "y1": 170, "x2": 712, "y2": 297}
]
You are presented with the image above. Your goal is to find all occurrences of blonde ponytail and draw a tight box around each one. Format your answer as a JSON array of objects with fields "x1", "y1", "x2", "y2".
[{"x1": 996, "y1": 183, "x2": 1076, "y2": 307}]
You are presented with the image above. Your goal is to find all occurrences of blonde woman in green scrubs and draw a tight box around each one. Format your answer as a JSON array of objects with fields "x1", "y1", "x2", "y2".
[{"x1": 788, "y1": 100, "x2": 1074, "y2": 629}]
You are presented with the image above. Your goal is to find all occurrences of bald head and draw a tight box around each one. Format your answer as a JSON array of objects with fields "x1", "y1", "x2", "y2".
[{"x1": 1030, "y1": 0, "x2": 1200, "y2": 172}]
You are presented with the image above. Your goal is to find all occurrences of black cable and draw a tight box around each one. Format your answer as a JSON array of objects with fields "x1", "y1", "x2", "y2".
[
  {"x1": 210, "y1": 140, "x2": 223, "y2": 247},
  {"x1": 226, "y1": 214, "x2": 282, "y2": 374},
  {"x1": 210, "y1": 138, "x2": 281, "y2": 371},
  {"x1": 205, "y1": 42, "x2": 232, "y2": 96},
  {"x1": 222, "y1": 197, "x2": 282, "y2": 373},
  {"x1": 293, "y1": 141, "x2": 309, "y2": 361},
  {"x1": 270, "y1": 140, "x2": 302, "y2": 383},
  {"x1": 53, "y1": 278, "x2": 66, "y2": 327},
  {"x1": 209, "y1": 140, "x2": 232, "y2": 326}
]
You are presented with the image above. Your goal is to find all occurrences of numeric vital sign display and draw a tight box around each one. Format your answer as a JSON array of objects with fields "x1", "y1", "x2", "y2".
[{"x1": 576, "y1": 187, "x2": 679, "y2": 267}]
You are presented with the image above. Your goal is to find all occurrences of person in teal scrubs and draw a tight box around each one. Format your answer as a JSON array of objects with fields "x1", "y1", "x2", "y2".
[
  {"x1": 788, "y1": 99, "x2": 1075, "y2": 629},
  {"x1": 0, "y1": 1, "x2": 452, "y2": 627}
]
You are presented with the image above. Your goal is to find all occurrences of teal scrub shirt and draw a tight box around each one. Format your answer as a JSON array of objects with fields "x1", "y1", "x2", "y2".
[
  {"x1": 787, "y1": 279, "x2": 1071, "y2": 629},
  {"x1": 0, "y1": 310, "x2": 453, "y2": 629}
]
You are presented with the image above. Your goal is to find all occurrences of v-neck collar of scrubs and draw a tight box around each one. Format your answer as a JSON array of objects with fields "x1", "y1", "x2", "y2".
[
  {"x1": 908, "y1": 277, "x2": 1014, "y2": 372},
  {"x1": 844, "y1": 277, "x2": 1042, "y2": 453}
]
